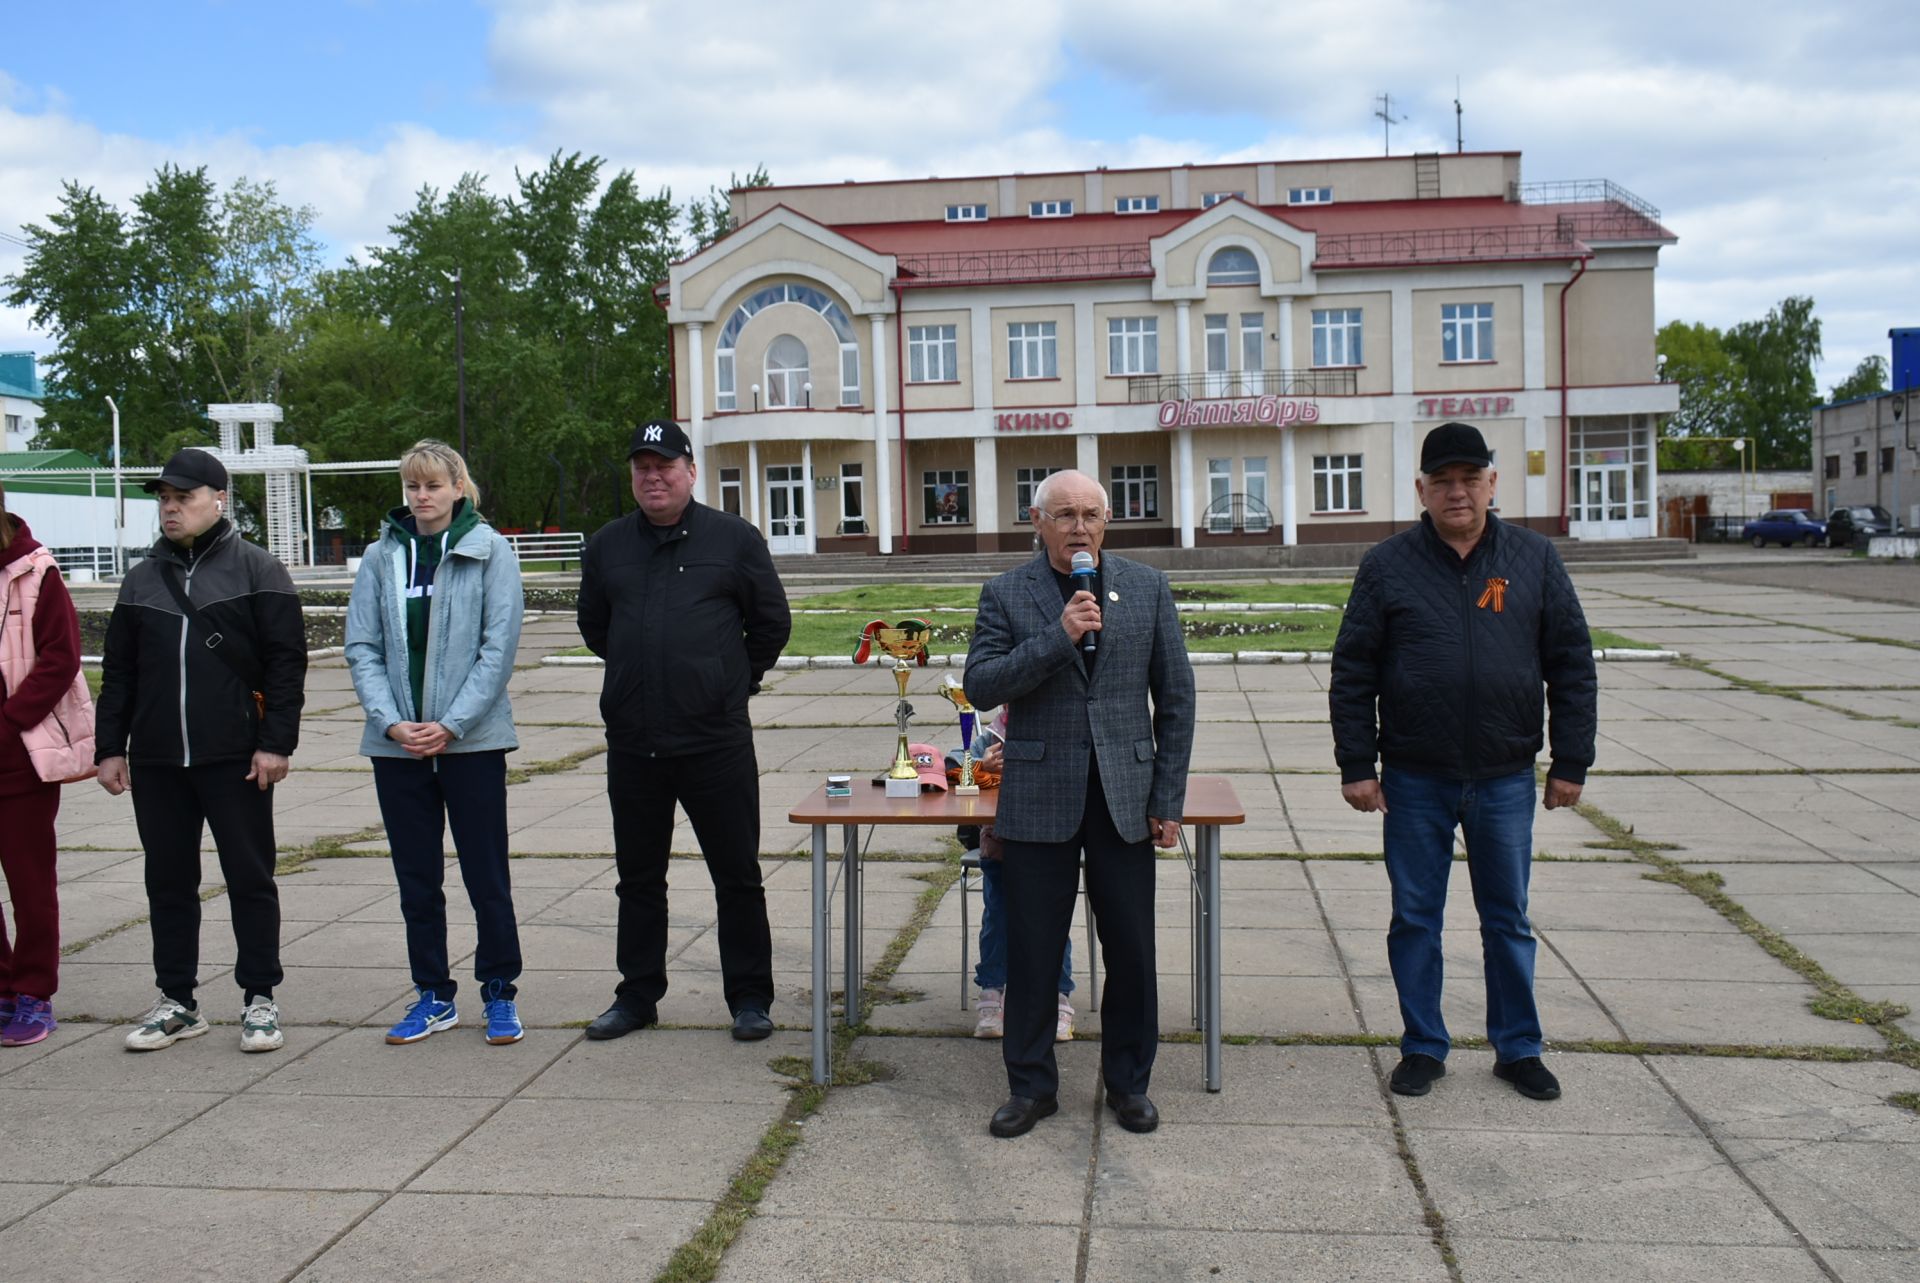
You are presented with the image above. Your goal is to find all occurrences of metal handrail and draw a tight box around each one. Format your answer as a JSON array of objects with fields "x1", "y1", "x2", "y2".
[
  {"x1": 893, "y1": 242, "x2": 1154, "y2": 287},
  {"x1": 1315, "y1": 221, "x2": 1584, "y2": 267},
  {"x1": 1514, "y1": 178, "x2": 1660, "y2": 221},
  {"x1": 1202, "y1": 492, "x2": 1274, "y2": 535}
]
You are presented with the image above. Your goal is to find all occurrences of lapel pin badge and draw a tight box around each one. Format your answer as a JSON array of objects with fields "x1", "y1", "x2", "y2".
[{"x1": 1108, "y1": 590, "x2": 1120, "y2": 602}]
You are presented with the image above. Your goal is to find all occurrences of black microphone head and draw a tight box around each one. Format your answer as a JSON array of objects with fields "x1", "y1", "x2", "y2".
[{"x1": 1070, "y1": 551, "x2": 1096, "y2": 575}]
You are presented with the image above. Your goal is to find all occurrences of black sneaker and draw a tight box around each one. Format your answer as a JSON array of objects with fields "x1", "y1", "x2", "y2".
[
  {"x1": 731, "y1": 1007, "x2": 774, "y2": 1042},
  {"x1": 1494, "y1": 1056, "x2": 1562, "y2": 1100},
  {"x1": 1389, "y1": 1052, "x2": 1447, "y2": 1096}
]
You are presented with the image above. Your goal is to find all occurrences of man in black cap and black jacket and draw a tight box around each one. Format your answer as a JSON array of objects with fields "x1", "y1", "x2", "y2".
[
  {"x1": 1329, "y1": 422, "x2": 1596, "y2": 1104},
  {"x1": 95, "y1": 447, "x2": 308, "y2": 1054},
  {"x1": 577, "y1": 420, "x2": 792, "y2": 1042}
]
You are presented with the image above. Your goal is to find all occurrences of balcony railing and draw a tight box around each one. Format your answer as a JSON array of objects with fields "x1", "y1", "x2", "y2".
[
  {"x1": 1315, "y1": 221, "x2": 1583, "y2": 268},
  {"x1": 1127, "y1": 369, "x2": 1358, "y2": 402},
  {"x1": 893, "y1": 243, "x2": 1153, "y2": 287},
  {"x1": 1203, "y1": 492, "x2": 1273, "y2": 536},
  {"x1": 1514, "y1": 178, "x2": 1660, "y2": 221}
]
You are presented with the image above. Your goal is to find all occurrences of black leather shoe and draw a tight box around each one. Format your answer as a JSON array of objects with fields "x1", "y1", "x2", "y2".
[
  {"x1": 1390, "y1": 1053, "x2": 1447, "y2": 1096},
  {"x1": 989, "y1": 1095, "x2": 1058, "y2": 1138},
  {"x1": 731, "y1": 1007, "x2": 774, "y2": 1042},
  {"x1": 1494, "y1": 1056, "x2": 1562, "y2": 1101},
  {"x1": 584, "y1": 1004, "x2": 656, "y2": 1041},
  {"x1": 1107, "y1": 1093, "x2": 1160, "y2": 1133}
]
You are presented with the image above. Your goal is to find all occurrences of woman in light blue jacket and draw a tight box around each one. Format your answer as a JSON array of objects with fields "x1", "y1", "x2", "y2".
[{"x1": 346, "y1": 440, "x2": 526, "y2": 1047}]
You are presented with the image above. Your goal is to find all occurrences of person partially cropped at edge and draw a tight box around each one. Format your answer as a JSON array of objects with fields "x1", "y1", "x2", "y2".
[
  {"x1": 95, "y1": 448, "x2": 308, "y2": 1053},
  {"x1": 964, "y1": 469, "x2": 1195, "y2": 1138},
  {"x1": 576, "y1": 420, "x2": 792, "y2": 1043},
  {"x1": 1329, "y1": 421, "x2": 1597, "y2": 1102},
  {"x1": 346, "y1": 440, "x2": 527, "y2": 1047}
]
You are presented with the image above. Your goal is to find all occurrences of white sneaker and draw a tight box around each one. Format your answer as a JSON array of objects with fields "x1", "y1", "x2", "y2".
[
  {"x1": 973, "y1": 987, "x2": 1005, "y2": 1039},
  {"x1": 1055, "y1": 995, "x2": 1076, "y2": 1043},
  {"x1": 124, "y1": 996, "x2": 210, "y2": 1052},
  {"x1": 239, "y1": 997, "x2": 284, "y2": 1053}
]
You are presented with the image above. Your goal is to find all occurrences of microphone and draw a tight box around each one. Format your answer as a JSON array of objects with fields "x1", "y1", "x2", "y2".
[{"x1": 1070, "y1": 551, "x2": 1099, "y2": 654}]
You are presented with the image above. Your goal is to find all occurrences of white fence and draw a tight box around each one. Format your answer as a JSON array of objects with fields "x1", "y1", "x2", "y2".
[{"x1": 502, "y1": 531, "x2": 584, "y2": 568}]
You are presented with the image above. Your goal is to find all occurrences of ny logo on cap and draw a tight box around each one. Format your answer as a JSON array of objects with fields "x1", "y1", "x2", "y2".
[{"x1": 644, "y1": 426, "x2": 663, "y2": 442}]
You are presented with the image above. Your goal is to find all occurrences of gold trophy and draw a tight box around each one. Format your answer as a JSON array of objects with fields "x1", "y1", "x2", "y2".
[
  {"x1": 938, "y1": 674, "x2": 979, "y2": 795},
  {"x1": 854, "y1": 619, "x2": 933, "y2": 798}
]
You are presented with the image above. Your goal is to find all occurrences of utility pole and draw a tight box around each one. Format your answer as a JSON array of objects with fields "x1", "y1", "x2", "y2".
[
  {"x1": 444, "y1": 268, "x2": 468, "y2": 457},
  {"x1": 105, "y1": 395, "x2": 123, "y2": 576}
]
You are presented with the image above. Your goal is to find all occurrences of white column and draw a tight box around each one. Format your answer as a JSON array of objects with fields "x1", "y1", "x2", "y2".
[
  {"x1": 1523, "y1": 279, "x2": 1548, "y2": 393},
  {"x1": 869, "y1": 315, "x2": 893, "y2": 554},
  {"x1": 1281, "y1": 429, "x2": 1298, "y2": 546},
  {"x1": 801, "y1": 440, "x2": 816, "y2": 554},
  {"x1": 1390, "y1": 286, "x2": 1414, "y2": 402},
  {"x1": 1076, "y1": 433, "x2": 1100, "y2": 479},
  {"x1": 1175, "y1": 302, "x2": 1195, "y2": 548},
  {"x1": 1074, "y1": 298, "x2": 1096, "y2": 408},
  {"x1": 687, "y1": 323, "x2": 708, "y2": 505},
  {"x1": 747, "y1": 439, "x2": 762, "y2": 532},
  {"x1": 1641, "y1": 413, "x2": 1658, "y2": 538},
  {"x1": 973, "y1": 433, "x2": 999, "y2": 545}
]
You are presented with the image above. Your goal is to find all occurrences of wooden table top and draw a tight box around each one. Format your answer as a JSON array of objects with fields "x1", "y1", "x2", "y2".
[{"x1": 789, "y1": 773, "x2": 1245, "y2": 826}]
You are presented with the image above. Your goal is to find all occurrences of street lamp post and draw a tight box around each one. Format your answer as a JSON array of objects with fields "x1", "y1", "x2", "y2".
[
  {"x1": 1894, "y1": 397, "x2": 1906, "y2": 536},
  {"x1": 1731, "y1": 438, "x2": 1748, "y2": 523},
  {"x1": 104, "y1": 395, "x2": 123, "y2": 576},
  {"x1": 442, "y1": 268, "x2": 467, "y2": 457}
]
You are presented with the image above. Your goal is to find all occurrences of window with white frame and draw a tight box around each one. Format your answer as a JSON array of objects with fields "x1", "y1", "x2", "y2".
[
  {"x1": 715, "y1": 351, "x2": 735, "y2": 412},
  {"x1": 1015, "y1": 465, "x2": 1062, "y2": 513},
  {"x1": 1107, "y1": 316, "x2": 1158, "y2": 375},
  {"x1": 1240, "y1": 312, "x2": 1264, "y2": 392},
  {"x1": 1110, "y1": 464, "x2": 1159, "y2": 520},
  {"x1": 945, "y1": 204, "x2": 989, "y2": 222},
  {"x1": 1441, "y1": 302, "x2": 1494, "y2": 363},
  {"x1": 1201, "y1": 191, "x2": 1244, "y2": 208},
  {"x1": 840, "y1": 345, "x2": 861, "y2": 406},
  {"x1": 908, "y1": 324, "x2": 958, "y2": 382},
  {"x1": 1313, "y1": 454, "x2": 1364, "y2": 512},
  {"x1": 764, "y1": 334, "x2": 809, "y2": 407},
  {"x1": 1203, "y1": 314, "x2": 1229, "y2": 395},
  {"x1": 1244, "y1": 456, "x2": 1270, "y2": 531},
  {"x1": 922, "y1": 469, "x2": 970, "y2": 524},
  {"x1": 1114, "y1": 195, "x2": 1159, "y2": 214},
  {"x1": 1008, "y1": 321, "x2": 1058, "y2": 380},
  {"x1": 1207, "y1": 458, "x2": 1232, "y2": 533},
  {"x1": 719, "y1": 467, "x2": 743, "y2": 517},
  {"x1": 1028, "y1": 199, "x2": 1073, "y2": 218},
  {"x1": 1206, "y1": 247, "x2": 1259, "y2": 286},
  {"x1": 1312, "y1": 308, "x2": 1364, "y2": 367},
  {"x1": 840, "y1": 462, "x2": 866, "y2": 533},
  {"x1": 714, "y1": 282, "x2": 857, "y2": 411},
  {"x1": 1288, "y1": 186, "x2": 1334, "y2": 205}
]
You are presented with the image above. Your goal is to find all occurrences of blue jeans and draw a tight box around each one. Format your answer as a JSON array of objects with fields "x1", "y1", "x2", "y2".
[
  {"x1": 973, "y1": 856, "x2": 1074, "y2": 995},
  {"x1": 1381, "y1": 765, "x2": 1541, "y2": 1062}
]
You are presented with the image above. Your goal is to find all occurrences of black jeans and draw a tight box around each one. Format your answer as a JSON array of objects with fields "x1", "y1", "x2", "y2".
[
  {"x1": 1000, "y1": 763, "x2": 1158, "y2": 1100},
  {"x1": 372, "y1": 750, "x2": 521, "y2": 1002},
  {"x1": 606, "y1": 741, "x2": 773, "y2": 1017},
  {"x1": 131, "y1": 761, "x2": 282, "y2": 1006}
]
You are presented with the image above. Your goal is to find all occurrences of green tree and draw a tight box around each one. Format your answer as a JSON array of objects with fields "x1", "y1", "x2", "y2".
[
  {"x1": 1723, "y1": 295, "x2": 1821, "y2": 469},
  {"x1": 687, "y1": 165, "x2": 771, "y2": 250},
  {"x1": 1827, "y1": 354, "x2": 1888, "y2": 403},
  {"x1": 1656, "y1": 320, "x2": 1744, "y2": 440}
]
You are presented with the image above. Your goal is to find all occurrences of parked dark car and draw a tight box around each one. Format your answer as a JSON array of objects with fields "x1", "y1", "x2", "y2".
[
  {"x1": 1826, "y1": 505, "x2": 1896, "y2": 547},
  {"x1": 1742, "y1": 509, "x2": 1828, "y2": 547}
]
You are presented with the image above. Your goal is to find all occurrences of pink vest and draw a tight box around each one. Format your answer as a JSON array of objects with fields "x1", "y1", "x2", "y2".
[{"x1": 0, "y1": 549, "x2": 97, "y2": 783}]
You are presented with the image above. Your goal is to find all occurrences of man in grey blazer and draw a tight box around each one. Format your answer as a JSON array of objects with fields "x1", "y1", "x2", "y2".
[{"x1": 965, "y1": 470, "x2": 1196, "y2": 1137}]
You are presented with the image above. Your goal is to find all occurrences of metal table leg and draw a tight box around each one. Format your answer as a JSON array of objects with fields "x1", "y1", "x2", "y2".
[
  {"x1": 811, "y1": 824, "x2": 829, "y2": 1084},
  {"x1": 843, "y1": 823, "x2": 862, "y2": 1027},
  {"x1": 1203, "y1": 824, "x2": 1224, "y2": 1093}
]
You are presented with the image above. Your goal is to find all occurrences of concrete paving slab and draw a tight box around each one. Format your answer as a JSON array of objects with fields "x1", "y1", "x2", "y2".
[
  {"x1": 0, "y1": 1186, "x2": 381, "y2": 1283},
  {"x1": 1738, "y1": 893, "x2": 1920, "y2": 935},
  {"x1": 1818, "y1": 1248, "x2": 1920, "y2": 1281},
  {"x1": 1580, "y1": 979, "x2": 1883, "y2": 1047},
  {"x1": 1449, "y1": 1240, "x2": 1827, "y2": 1282},
  {"x1": 0, "y1": 1183, "x2": 64, "y2": 1231},
  {"x1": 294, "y1": 1191, "x2": 707, "y2": 1283},
  {"x1": 0, "y1": 1020, "x2": 110, "y2": 1077},
  {"x1": 1772, "y1": 933, "x2": 1920, "y2": 988},
  {"x1": 517, "y1": 1030, "x2": 812, "y2": 1102},
  {"x1": 1652, "y1": 1056, "x2": 1920, "y2": 1144},
  {"x1": 1725, "y1": 1136, "x2": 1920, "y2": 1248},
  {"x1": 1542, "y1": 929, "x2": 1794, "y2": 981},
  {"x1": 1083, "y1": 1228, "x2": 1444, "y2": 1282},
  {"x1": 5, "y1": 1022, "x2": 344, "y2": 1094},
  {"x1": 0, "y1": 1087, "x2": 227, "y2": 1182},
  {"x1": 249, "y1": 1024, "x2": 564, "y2": 1097},
  {"x1": 1391, "y1": 1050, "x2": 1695, "y2": 1135},
  {"x1": 1349, "y1": 976, "x2": 1621, "y2": 1044}
]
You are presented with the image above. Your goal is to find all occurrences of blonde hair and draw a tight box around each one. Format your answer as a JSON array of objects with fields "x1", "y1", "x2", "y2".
[{"x1": 399, "y1": 439, "x2": 481, "y2": 509}]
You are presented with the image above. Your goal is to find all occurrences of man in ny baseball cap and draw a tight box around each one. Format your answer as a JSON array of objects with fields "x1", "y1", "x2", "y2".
[
  {"x1": 627, "y1": 419, "x2": 693, "y2": 460},
  {"x1": 143, "y1": 448, "x2": 230, "y2": 493}
]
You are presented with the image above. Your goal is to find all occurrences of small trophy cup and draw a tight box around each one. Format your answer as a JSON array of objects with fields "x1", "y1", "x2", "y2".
[
  {"x1": 938, "y1": 674, "x2": 979, "y2": 796},
  {"x1": 854, "y1": 619, "x2": 933, "y2": 797}
]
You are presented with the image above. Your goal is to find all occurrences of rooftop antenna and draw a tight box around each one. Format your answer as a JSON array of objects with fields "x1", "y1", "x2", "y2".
[
  {"x1": 1454, "y1": 78, "x2": 1463, "y2": 153},
  {"x1": 1374, "y1": 93, "x2": 1406, "y2": 156}
]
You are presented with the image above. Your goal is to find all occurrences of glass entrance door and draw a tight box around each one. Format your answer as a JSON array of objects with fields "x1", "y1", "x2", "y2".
[
  {"x1": 1567, "y1": 417, "x2": 1653, "y2": 539},
  {"x1": 766, "y1": 465, "x2": 807, "y2": 554}
]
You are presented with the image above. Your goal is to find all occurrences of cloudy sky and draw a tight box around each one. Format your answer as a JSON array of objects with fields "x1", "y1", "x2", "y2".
[{"x1": 3, "y1": 0, "x2": 1915, "y2": 389}]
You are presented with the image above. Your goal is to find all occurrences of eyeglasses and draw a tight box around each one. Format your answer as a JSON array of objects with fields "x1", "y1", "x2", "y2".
[{"x1": 1041, "y1": 509, "x2": 1109, "y2": 530}]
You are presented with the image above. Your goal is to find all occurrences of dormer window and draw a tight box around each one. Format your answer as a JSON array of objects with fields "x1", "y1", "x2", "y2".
[
  {"x1": 945, "y1": 204, "x2": 989, "y2": 222},
  {"x1": 1028, "y1": 199, "x2": 1073, "y2": 219},
  {"x1": 1288, "y1": 187, "x2": 1334, "y2": 205},
  {"x1": 1114, "y1": 195, "x2": 1159, "y2": 214}
]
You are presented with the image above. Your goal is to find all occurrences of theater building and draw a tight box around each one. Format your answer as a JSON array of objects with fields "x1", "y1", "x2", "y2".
[{"x1": 658, "y1": 151, "x2": 1678, "y2": 554}]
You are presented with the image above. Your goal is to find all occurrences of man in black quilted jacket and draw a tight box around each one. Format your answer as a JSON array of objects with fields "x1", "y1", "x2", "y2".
[{"x1": 1329, "y1": 422, "x2": 1596, "y2": 1103}]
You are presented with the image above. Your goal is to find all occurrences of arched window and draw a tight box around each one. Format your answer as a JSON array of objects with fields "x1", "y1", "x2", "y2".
[
  {"x1": 1207, "y1": 247, "x2": 1260, "y2": 287},
  {"x1": 715, "y1": 282, "x2": 860, "y2": 410},
  {"x1": 765, "y1": 335, "x2": 809, "y2": 407}
]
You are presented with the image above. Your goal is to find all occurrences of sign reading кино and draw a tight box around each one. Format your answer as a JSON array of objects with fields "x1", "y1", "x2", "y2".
[{"x1": 1158, "y1": 397, "x2": 1321, "y2": 428}]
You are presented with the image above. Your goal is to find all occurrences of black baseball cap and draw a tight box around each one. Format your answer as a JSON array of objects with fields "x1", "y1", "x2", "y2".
[
  {"x1": 143, "y1": 448, "x2": 229, "y2": 493},
  {"x1": 1420, "y1": 422, "x2": 1494, "y2": 473},
  {"x1": 628, "y1": 419, "x2": 693, "y2": 460}
]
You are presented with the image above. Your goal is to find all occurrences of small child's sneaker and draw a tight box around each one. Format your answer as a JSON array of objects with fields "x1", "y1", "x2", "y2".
[
  {"x1": 973, "y1": 987, "x2": 1005, "y2": 1039},
  {"x1": 240, "y1": 996, "x2": 284, "y2": 1053},
  {"x1": 125, "y1": 996, "x2": 210, "y2": 1051},
  {"x1": 1, "y1": 996, "x2": 56, "y2": 1047},
  {"x1": 1055, "y1": 994, "x2": 1076, "y2": 1043}
]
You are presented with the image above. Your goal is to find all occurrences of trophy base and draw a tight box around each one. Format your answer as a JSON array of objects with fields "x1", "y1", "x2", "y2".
[
  {"x1": 953, "y1": 785, "x2": 980, "y2": 796},
  {"x1": 884, "y1": 777, "x2": 922, "y2": 798}
]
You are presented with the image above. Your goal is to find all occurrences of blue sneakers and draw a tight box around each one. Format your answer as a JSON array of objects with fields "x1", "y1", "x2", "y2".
[
  {"x1": 482, "y1": 980, "x2": 523, "y2": 1045},
  {"x1": 385, "y1": 989, "x2": 458, "y2": 1044}
]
